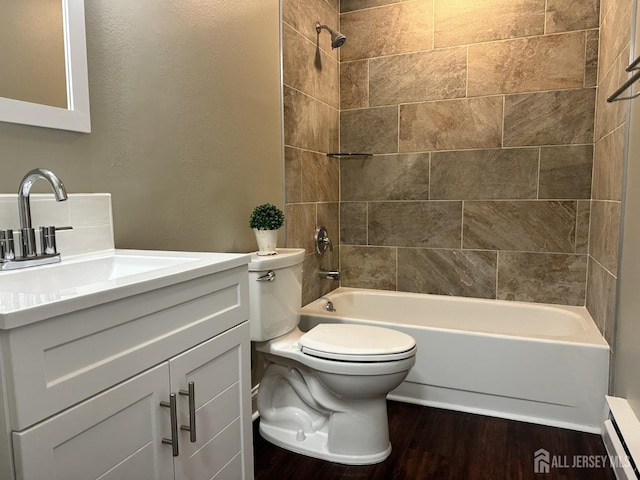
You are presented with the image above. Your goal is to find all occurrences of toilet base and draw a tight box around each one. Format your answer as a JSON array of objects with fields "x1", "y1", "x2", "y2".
[{"x1": 259, "y1": 420, "x2": 392, "y2": 465}]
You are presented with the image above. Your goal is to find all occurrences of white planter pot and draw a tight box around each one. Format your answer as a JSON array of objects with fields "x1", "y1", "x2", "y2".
[{"x1": 253, "y1": 228, "x2": 278, "y2": 256}]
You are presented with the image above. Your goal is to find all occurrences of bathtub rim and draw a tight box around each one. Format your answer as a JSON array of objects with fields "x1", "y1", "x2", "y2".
[{"x1": 300, "y1": 287, "x2": 609, "y2": 348}]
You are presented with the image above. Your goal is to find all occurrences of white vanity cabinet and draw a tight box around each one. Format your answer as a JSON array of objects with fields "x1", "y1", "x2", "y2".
[
  {"x1": 12, "y1": 323, "x2": 250, "y2": 480},
  {"x1": 0, "y1": 253, "x2": 254, "y2": 480},
  {"x1": 13, "y1": 362, "x2": 175, "y2": 480}
]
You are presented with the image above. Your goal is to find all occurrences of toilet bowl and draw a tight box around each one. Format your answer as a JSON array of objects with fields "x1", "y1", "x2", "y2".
[{"x1": 249, "y1": 248, "x2": 416, "y2": 465}]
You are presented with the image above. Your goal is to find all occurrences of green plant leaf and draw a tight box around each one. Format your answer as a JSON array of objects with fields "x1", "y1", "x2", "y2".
[{"x1": 249, "y1": 203, "x2": 285, "y2": 230}]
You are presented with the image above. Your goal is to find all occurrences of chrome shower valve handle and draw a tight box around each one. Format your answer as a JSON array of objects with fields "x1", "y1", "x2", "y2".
[{"x1": 314, "y1": 226, "x2": 333, "y2": 255}]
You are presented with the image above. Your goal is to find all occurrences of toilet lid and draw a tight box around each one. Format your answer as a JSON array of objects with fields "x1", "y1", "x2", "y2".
[{"x1": 299, "y1": 324, "x2": 416, "y2": 362}]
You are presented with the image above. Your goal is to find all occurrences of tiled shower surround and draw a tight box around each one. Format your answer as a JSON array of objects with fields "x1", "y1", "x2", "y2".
[
  {"x1": 283, "y1": 0, "x2": 631, "y2": 352},
  {"x1": 282, "y1": 0, "x2": 341, "y2": 305},
  {"x1": 338, "y1": 0, "x2": 600, "y2": 305},
  {"x1": 587, "y1": 0, "x2": 634, "y2": 354}
]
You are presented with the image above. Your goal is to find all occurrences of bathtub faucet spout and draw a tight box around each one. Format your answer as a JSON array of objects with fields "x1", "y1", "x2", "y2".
[{"x1": 319, "y1": 270, "x2": 340, "y2": 281}]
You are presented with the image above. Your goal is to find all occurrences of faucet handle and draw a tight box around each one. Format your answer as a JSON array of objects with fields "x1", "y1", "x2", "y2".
[
  {"x1": 314, "y1": 226, "x2": 334, "y2": 255},
  {"x1": 39, "y1": 226, "x2": 58, "y2": 255},
  {"x1": 38, "y1": 225, "x2": 72, "y2": 256},
  {"x1": 0, "y1": 229, "x2": 15, "y2": 261}
]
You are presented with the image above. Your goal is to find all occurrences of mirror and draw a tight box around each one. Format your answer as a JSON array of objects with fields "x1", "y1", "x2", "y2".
[{"x1": 0, "y1": 0, "x2": 91, "y2": 132}]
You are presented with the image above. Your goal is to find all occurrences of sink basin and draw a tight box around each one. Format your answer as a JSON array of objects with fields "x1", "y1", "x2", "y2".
[
  {"x1": 2, "y1": 253, "x2": 199, "y2": 295},
  {"x1": 0, "y1": 249, "x2": 250, "y2": 328}
]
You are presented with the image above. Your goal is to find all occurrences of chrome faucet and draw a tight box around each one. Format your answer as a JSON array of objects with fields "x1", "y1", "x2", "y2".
[
  {"x1": 319, "y1": 270, "x2": 340, "y2": 281},
  {"x1": 0, "y1": 168, "x2": 69, "y2": 271},
  {"x1": 18, "y1": 168, "x2": 68, "y2": 257}
]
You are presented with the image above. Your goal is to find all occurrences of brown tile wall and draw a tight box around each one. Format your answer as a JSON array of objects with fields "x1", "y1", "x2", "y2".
[
  {"x1": 587, "y1": 0, "x2": 634, "y2": 370},
  {"x1": 282, "y1": 0, "x2": 340, "y2": 305},
  {"x1": 338, "y1": 0, "x2": 599, "y2": 305}
]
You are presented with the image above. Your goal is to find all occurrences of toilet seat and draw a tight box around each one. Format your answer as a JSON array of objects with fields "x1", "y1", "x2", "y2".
[
  {"x1": 257, "y1": 327, "x2": 416, "y2": 376},
  {"x1": 299, "y1": 324, "x2": 416, "y2": 362}
]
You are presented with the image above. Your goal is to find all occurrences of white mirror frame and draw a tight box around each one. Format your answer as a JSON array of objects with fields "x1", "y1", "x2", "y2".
[{"x1": 0, "y1": 0, "x2": 91, "y2": 133}]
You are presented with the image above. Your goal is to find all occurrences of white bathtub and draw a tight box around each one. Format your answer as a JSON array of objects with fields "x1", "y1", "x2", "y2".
[{"x1": 299, "y1": 287, "x2": 610, "y2": 433}]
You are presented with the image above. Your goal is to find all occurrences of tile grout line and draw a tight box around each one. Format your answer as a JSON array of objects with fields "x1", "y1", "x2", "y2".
[
  {"x1": 465, "y1": 46, "x2": 469, "y2": 98},
  {"x1": 331, "y1": 144, "x2": 596, "y2": 154},
  {"x1": 397, "y1": 104, "x2": 401, "y2": 153},
  {"x1": 584, "y1": 253, "x2": 591, "y2": 309},
  {"x1": 590, "y1": 253, "x2": 618, "y2": 280},
  {"x1": 428, "y1": 153, "x2": 432, "y2": 201},
  {"x1": 575, "y1": 200, "x2": 582, "y2": 256},
  {"x1": 365, "y1": 201, "x2": 369, "y2": 246},
  {"x1": 432, "y1": 0, "x2": 435, "y2": 50},
  {"x1": 395, "y1": 246, "x2": 399, "y2": 292},
  {"x1": 342, "y1": 86, "x2": 595, "y2": 113},
  {"x1": 495, "y1": 251, "x2": 500, "y2": 299},
  {"x1": 501, "y1": 95, "x2": 506, "y2": 148},
  {"x1": 537, "y1": 147, "x2": 541, "y2": 199},
  {"x1": 344, "y1": 30, "x2": 588, "y2": 64},
  {"x1": 583, "y1": 30, "x2": 589, "y2": 88},
  {"x1": 342, "y1": 199, "x2": 594, "y2": 204},
  {"x1": 460, "y1": 200, "x2": 464, "y2": 250},
  {"x1": 366, "y1": 58, "x2": 370, "y2": 108},
  {"x1": 338, "y1": 244, "x2": 589, "y2": 257}
]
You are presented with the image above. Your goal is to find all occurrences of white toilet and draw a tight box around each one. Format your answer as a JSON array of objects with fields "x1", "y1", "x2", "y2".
[{"x1": 249, "y1": 248, "x2": 416, "y2": 465}]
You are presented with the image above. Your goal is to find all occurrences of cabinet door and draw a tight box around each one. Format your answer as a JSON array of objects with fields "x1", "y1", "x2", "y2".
[
  {"x1": 13, "y1": 363, "x2": 174, "y2": 480},
  {"x1": 169, "y1": 322, "x2": 253, "y2": 480}
]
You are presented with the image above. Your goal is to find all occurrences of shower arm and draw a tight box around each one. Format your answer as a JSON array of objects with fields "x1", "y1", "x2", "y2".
[{"x1": 315, "y1": 22, "x2": 346, "y2": 49}]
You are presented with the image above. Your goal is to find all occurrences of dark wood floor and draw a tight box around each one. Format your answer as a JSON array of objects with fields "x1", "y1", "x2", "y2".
[{"x1": 253, "y1": 401, "x2": 615, "y2": 480}]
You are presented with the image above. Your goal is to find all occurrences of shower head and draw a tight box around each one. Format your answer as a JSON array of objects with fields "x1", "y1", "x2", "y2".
[{"x1": 315, "y1": 22, "x2": 346, "y2": 49}]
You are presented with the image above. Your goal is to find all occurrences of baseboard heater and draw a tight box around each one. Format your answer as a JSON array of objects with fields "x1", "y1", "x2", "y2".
[{"x1": 603, "y1": 396, "x2": 640, "y2": 480}]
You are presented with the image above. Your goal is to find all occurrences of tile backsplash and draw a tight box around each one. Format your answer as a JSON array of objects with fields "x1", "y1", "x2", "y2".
[{"x1": 0, "y1": 194, "x2": 114, "y2": 256}]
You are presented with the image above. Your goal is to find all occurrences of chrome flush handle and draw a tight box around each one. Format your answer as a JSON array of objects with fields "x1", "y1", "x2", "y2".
[{"x1": 257, "y1": 270, "x2": 276, "y2": 282}]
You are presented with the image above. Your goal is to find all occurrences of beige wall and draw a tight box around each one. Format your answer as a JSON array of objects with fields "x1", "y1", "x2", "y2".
[
  {"x1": 338, "y1": 0, "x2": 598, "y2": 305},
  {"x1": 281, "y1": 0, "x2": 341, "y2": 305},
  {"x1": 0, "y1": 0, "x2": 283, "y2": 254}
]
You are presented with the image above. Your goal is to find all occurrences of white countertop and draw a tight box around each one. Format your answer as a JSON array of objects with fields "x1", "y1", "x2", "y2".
[{"x1": 0, "y1": 249, "x2": 250, "y2": 329}]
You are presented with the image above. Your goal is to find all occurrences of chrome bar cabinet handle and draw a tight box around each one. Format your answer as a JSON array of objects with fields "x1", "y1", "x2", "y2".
[
  {"x1": 160, "y1": 393, "x2": 179, "y2": 456},
  {"x1": 179, "y1": 381, "x2": 197, "y2": 443}
]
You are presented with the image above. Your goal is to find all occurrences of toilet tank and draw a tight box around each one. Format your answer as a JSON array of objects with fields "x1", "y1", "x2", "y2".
[{"x1": 248, "y1": 248, "x2": 305, "y2": 341}]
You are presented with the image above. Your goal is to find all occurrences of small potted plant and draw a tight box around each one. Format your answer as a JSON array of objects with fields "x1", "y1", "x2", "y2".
[{"x1": 249, "y1": 203, "x2": 285, "y2": 256}]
